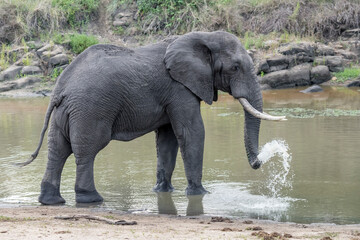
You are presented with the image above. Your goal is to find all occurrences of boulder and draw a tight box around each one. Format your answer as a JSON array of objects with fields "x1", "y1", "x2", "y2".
[
  {"x1": 260, "y1": 63, "x2": 311, "y2": 89},
  {"x1": 311, "y1": 65, "x2": 331, "y2": 84},
  {"x1": 0, "y1": 65, "x2": 23, "y2": 81},
  {"x1": 12, "y1": 75, "x2": 42, "y2": 88},
  {"x1": 316, "y1": 44, "x2": 335, "y2": 56},
  {"x1": 300, "y1": 85, "x2": 323, "y2": 93},
  {"x1": 287, "y1": 53, "x2": 314, "y2": 68},
  {"x1": 266, "y1": 56, "x2": 288, "y2": 72},
  {"x1": 36, "y1": 43, "x2": 53, "y2": 57},
  {"x1": 0, "y1": 76, "x2": 41, "y2": 92},
  {"x1": 336, "y1": 50, "x2": 357, "y2": 60},
  {"x1": 279, "y1": 42, "x2": 315, "y2": 57},
  {"x1": 314, "y1": 56, "x2": 344, "y2": 72},
  {"x1": 326, "y1": 56, "x2": 344, "y2": 72},
  {"x1": 41, "y1": 47, "x2": 63, "y2": 62},
  {"x1": 346, "y1": 80, "x2": 360, "y2": 87},
  {"x1": 113, "y1": 20, "x2": 129, "y2": 27},
  {"x1": 21, "y1": 66, "x2": 43, "y2": 75},
  {"x1": 49, "y1": 54, "x2": 69, "y2": 67},
  {"x1": 257, "y1": 60, "x2": 270, "y2": 74},
  {"x1": 113, "y1": 11, "x2": 133, "y2": 27}
]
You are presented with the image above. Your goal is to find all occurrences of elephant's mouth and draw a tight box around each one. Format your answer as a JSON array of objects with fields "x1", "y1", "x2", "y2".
[{"x1": 238, "y1": 98, "x2": 287, "y2": 121}]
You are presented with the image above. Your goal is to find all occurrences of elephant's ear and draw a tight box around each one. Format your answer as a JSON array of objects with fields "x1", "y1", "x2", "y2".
[{"x1": 164, "y1": 32, "x2": 218, "y2": 105}]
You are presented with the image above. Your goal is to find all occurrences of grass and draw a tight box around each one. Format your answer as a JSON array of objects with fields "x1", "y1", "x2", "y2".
[
  {"x1": 69, "y1": 33, "x2": 98, "y2": 54},
  {"x1": 332, "y1": 67, "x2": 360, "y2": 83},
  {"x1": 0, "y1": 215, "x2": 37, "y2": 222},
  {"x1": 51, "y1": 0, "x2": 99, "y2": 28},
  {"x1": 0, "y1": 44, "x2": 10, "y2": 70}
]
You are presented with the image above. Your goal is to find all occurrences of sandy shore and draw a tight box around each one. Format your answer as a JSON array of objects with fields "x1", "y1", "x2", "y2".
[{"x1": 0, "y1": 206, "x2": 359, "y2": 240}]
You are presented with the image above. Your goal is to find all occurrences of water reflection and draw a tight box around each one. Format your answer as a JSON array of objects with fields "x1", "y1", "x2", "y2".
[
  {"x1": 1, "y1": 87, "x2": 360, "y2": 224},
  {"x1": 156, "y1": 193, "x2": 205, "y2": 216}
]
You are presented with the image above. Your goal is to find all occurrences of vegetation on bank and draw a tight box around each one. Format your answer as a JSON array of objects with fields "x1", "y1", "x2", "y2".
[
  {"x1": 1, "y1": 0, "x2": 359, "y2": 85},
  {"x1": 2, "y1": 0, "x2": 360, "y2": 44},
  {"x1": 333, "y1": 67, "x2": 360, "y2": 83}
]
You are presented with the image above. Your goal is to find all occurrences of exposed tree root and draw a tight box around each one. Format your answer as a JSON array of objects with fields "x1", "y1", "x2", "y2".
[{"x1": 54, "y1": 214, "x2": 137, "y2": 225}]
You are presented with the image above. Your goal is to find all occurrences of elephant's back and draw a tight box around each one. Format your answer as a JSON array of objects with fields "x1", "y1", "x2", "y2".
[{"x1": 52, "y1": 42, "x2": 173, "y2": 121}]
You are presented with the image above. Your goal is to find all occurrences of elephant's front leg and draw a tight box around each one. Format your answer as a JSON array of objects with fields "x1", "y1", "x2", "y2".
[
  {"x1": 153, "y1": 124, "x2": 179, "y2": 192},
  {"x1": 168, "y1": 100, "x2": 208, "y2": 195}
]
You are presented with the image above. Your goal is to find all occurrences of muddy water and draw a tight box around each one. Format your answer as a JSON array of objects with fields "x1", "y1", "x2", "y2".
[{"x1": 0, "y1": 86, "x2": 360, "y2": 224}]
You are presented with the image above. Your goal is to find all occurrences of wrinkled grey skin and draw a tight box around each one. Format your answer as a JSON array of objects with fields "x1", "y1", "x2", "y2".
[{"x1": 27, "y1": 31, "x2": 262, "y2": 205}]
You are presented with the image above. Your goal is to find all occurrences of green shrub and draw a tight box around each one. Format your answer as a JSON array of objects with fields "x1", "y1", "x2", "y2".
[
  {"x1": 69, "y1": 34, "x2": 98, "y2": 54},
  {"x1": 333, "y1": 67, "x2": 360, "y2": 83},
  {"x1": 52, "y1": 0, "x2": 100, "y2": 27}
]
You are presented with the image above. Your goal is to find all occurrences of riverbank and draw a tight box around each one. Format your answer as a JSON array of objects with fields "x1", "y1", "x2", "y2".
[{"x1": 0, "y1": 206, "x2": 359, "y2": 240}]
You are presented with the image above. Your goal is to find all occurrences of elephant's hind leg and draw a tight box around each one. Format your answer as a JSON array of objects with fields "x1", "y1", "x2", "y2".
[
  {"x1": 153, "y1": 124, "x2": 179, "y2": 192},
  {"x1": 39, "y1": 122, "x2": 72, "y2": 205},
  {"x1": 70, "y1": 121, "x2": 111, "y2": 203}
]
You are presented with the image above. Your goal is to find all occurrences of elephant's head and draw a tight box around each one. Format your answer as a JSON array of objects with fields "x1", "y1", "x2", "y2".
[{"x1": 164, "y1": 31, "x2": 285, "y2": 169}]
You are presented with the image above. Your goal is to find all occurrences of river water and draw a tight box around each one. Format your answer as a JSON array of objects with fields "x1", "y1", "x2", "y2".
[{"x1": 0, "y1": 86, "x2": 359, "y2": 224}]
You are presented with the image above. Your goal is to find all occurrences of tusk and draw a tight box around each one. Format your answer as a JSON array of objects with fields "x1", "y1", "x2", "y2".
[{"x1": 239, "y1": 98, "x2": 287, "y2": 121}]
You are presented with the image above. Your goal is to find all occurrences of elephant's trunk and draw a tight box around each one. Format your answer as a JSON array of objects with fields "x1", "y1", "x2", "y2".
[
  {"x1": 237, "y1": 80, "x2": 286, "y2": 169},
  {"x1": 240, "y1": 92, "x2": 263, "y2": 169}
]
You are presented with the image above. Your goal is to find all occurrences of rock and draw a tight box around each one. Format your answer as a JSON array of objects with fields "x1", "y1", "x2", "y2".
[
  {"x1": 21, "y1": 66, "x2": 43, "y2": 75},
  {"x1": 49, "y1": 54, "x2": 69, "y2": 67},
  {"x1": 41, "y1": 47, "x2": 63, "y2": 62},
  {"x1": 311, "y1": 65, "x2": 331, "y2": 84},
  {"x1": 36, "y1": 43, "x2": 53, "y2": 57},
  {"x1": 300, "y1": 85, "x2": 323, "y2": 93},
  {"x1": 288, "y1": 53, "x2": 314, "y2": 68},
  {"x1": 113, "y1": 11, "x2": 133, "y2": 27},
  {"x1": 260, "y1": 63, "x2": 311, "y2": 89},
  {"x1": 115, "y1": 11, "x2": 133, "y2": 19},
  {"x1": 279, "y1": 42, "x2": 315, "y2": 57},
  {"x1": 0, "y1": 82, "x2": 16, "y2": 92},
  {"x1": 326, "y1": 56, "x2": 344, "y2": 72},
  {"x1": 266, "y1": 56, "x2": 288, "y2": 72},
  {"x1": 12, "y1": 76, "x2": 42, "y2": 88},
  {"x1": 0, "y1": 65, "x2": 23, "y2": 81},
  {"x1": 346, "y1": 80, "x2": 360, "y2": 87},
  {"x1": 257, "y1": 60, "x2": 270, "y2": 74},
  {"x1": 0, "y1": 76, "x2": 41, "y2": 92},
  {"x1": 316, "y1": 44, "x2": 335, "y2": 56},
  {"x1": 314, "y1": 56, "x2": 344, "y2": 72},
  {"x1": 26, "y1": 41, "x2": 44, "y2": 50},
  {"x1": 336, "y1": 50, "x2": 357, "y2": 60},
  {"x1": 113, "y1": 20, "x2": 129, "y2": 27},
  {"x1": 14, "y1": 52, "x2": 35, "y2": 66}
]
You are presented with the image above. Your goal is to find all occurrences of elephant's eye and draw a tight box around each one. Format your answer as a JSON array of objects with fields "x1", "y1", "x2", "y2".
[{"x1": 232, "y1": 65, "x2": 240, "y2": 71}]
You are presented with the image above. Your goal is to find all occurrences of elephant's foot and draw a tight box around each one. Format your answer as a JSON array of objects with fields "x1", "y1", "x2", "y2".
[
  {"x1": 185, "y1": 184, "x2": 209, "y2": 195},
  {"x1": 153, "y1": 181, "x2": 174, "y2": 192},
  {"x1": 75, "y1": 188, "x2": 103, "y2": 203},
  {"x1": 39, "y1": 182, "x2": 66, "y2": 205}
]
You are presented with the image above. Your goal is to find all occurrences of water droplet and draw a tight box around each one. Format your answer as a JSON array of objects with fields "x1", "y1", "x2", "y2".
[{"x1": 257, "y1": 140, "x2": 293, "y2": 197}]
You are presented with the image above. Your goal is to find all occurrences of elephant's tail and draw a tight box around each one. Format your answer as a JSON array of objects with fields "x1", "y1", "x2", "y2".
[{"x1": 15, "y1": 97, "x2": 59, "y2": 167}]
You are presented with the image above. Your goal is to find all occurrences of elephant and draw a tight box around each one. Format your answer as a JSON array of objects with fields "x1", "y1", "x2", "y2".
[{"x1": 19, "y1": 31, "x2": 285, "y2": 205}]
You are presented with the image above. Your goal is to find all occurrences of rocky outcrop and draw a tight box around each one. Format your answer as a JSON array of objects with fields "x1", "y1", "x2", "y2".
[
  {"x1": 0, "y1": 42, "x2": 71, "y2": 94},
  {"x1": 257, "y1": 40, "x2": 358, "y2": 89}
]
